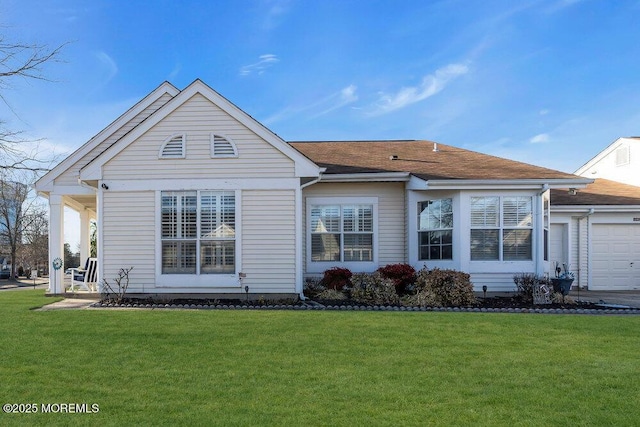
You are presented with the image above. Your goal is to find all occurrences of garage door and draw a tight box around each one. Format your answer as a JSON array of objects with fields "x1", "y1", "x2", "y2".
[{"x1": 591, "y1": 224, "x2": 640, "y2": 290}]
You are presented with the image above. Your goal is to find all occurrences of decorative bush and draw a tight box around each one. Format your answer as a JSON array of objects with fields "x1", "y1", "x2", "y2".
[
  {"x1": 413, "y1": 268, "x2": 476, "y2": 307},
  {"x1": 377, "y1": 263, "x2": 416, "y2": 294},
  {"x1": 303, "y1": 277, "x2": 325, "y2": 298},
  {"x1": 513, "y1": 273, "x2": 551, "y2": 304},
  {"x1": 321, "y1": 267, "x2": 352, "y2": 290},
  {"x1": 402, "y1": 290, "x2": 438, "y2": 308},
  {"x1": 350, "y1": 272, "x2": 400, "y2": 306},
  {"x1": 316, "y1": 288, "x2": 348, "y2": 301}
]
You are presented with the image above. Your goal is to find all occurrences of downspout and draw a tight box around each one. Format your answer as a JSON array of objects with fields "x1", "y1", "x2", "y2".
[
  {"x1": 536, "y1": 184, "x2": 549, "y2": 276},
  {"x1": 297, "y1": 171, "x2": 324, "y2": 300},
  {"x1": 577, "y1": 208, "x2": 595, "y2": 289}
]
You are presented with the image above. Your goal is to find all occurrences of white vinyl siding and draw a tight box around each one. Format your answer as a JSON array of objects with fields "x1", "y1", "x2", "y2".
[
  {"x1": 103, "y1": 94, "x2": 295, "y2": 180},
  {"x1": 102, "y1": 191, "x2": 156, "y2": 292},
  {"x1": 242, "y1": 190, "x2": 296, "y2": 292}
]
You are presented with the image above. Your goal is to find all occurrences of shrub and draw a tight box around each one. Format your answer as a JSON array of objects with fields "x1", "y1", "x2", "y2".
[
  {"x1": 303, "y1": 277, "x2": 325, "y2": 298},
  {"x1": 413, "y1": 268, "x2": 476, "y2": 307},
  {"x1": 402, "y1": 290, "x2": 438, "y2": 308},
  {"x1": 316, "y1": 289, "x2": 348, "y2": 301},
  {"x1": 513, "y1": 273, "x2": 551, "y2": 304},
  {"x1": 321, "y1": 267, "x2": 352, "y2": 290},
  {"x1": 377, "y1": 263, "x2": 416, "y2": 294},
  {"x1": 350, "y1": 272, "x2": 400, "y2": 306}
]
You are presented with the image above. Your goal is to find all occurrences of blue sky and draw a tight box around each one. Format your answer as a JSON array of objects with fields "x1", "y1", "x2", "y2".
[{"x1": 3, "y1": 0, "x2": 640, "y2": 175}]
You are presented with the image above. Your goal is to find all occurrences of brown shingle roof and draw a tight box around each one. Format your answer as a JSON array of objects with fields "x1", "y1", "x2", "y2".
[
  {"x1": 289, "y1": 140, "x2": 579, "y2": 181},
  {"x1": 551, "y1": 178, "x2": 640, "y2": 206}
]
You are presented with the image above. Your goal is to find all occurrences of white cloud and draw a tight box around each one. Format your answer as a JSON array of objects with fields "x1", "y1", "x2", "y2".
[
  {"x1": 168, "y1": 63, "x2": 182, "y2": 80},
  {"x1": 263, "y1": 85, "x2": 359, "y2": 124},
  {"x1": 262, "y1": 0, "x2": 292, "y2": 30},
  {"x1": 530, "y1": 133, "x2": 550, "y2": 143},
  {"x1": 369, "y1": 63, "x2": 469, "y2": 116},
  {"x1": 94, "y1": 51, "x2": 118, "y2": 83},
  {"x1": 240, "y1": 54, "x2": 279, "y2": 76}
]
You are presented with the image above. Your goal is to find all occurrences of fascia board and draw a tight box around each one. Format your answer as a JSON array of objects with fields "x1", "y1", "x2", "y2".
[
  {"x1": 81, "y1": 80, "x2": 322, "y2": 180},
  {"x1": 36, "y1": 81, "x2": 179, "y2": 190}
]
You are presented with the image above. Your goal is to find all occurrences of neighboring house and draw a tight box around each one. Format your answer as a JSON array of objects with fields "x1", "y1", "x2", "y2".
[
  {"x1": 575, "y1": 137, "x2": 640, "y2": 186},
  {"x1": 35, "y1": 79, "x2": 593, "y2": 297},
  {"x1": 548, "y1": 138, "x2": 640, "y2": 291}
]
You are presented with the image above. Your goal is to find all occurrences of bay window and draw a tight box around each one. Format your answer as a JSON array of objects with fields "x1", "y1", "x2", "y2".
[{"x1": 470, "y1": 196, "x2": 532, "y2": 261}]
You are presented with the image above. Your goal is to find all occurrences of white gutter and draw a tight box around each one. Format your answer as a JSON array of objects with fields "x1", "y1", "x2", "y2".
[
  {"x1": 552, "y1": 205, "x2": 640, "y2": 213},
  {"x1": 317, "y1": 172, "x2": 411, "y2": 182},
  {"x1": 420, "y1": 178, "x2": 593, "y2": 190}
]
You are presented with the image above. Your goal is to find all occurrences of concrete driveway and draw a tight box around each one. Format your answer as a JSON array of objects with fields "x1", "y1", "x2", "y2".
[{"x1": 569, "y1": 289, "x2": 640, "y2": 308}]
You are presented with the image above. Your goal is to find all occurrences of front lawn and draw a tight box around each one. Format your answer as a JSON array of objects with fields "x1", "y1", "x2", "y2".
[{"x1": 1, "y1": 290, "x2": 638, "y2": 426}]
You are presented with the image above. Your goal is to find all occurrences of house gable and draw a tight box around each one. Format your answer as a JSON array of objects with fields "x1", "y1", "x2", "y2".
[
  {"x1": 35, "y1": 82, "x2": 180, "y2": 193},
  {"x1": 575, "y1": 137, "x2": 640, "y2": 186},
  {"x1": 100, "y1": 93, "x2": 306, "y2": 181},
  {"x1": 80, "y1": 80, "x2": 321, "y2": 182}
]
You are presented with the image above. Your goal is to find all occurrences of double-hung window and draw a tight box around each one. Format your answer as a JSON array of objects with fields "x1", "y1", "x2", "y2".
[
  {"x1": 470, "y1": 196, "x2": 532, "y2": 261},
  {"x1": 418, "y1": 199, "x2": 453, "y2": 260},
  {"x1": 161, "y1": 191, "x2": 236, "y2": 274},
  {"x1": 310, "y1": 203, "x2": 374, "y2": 262}
]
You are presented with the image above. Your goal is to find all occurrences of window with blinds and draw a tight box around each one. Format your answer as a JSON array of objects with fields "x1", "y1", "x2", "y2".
[
  {"x1": 470, "y1": 196, "x2": 532, "y2": 261},
  {"x1": 211, "y1": 134, "x2": 238, "y2": 158},
  {"x1": 161, "y1": 190, "x2": 235, "y2": 274},
  {"x1": 159, "y1": 134, "x2": 186, "y2": 159},
  {"x1": 310, "y1": 204, "x2": 373, "y2": 262}
]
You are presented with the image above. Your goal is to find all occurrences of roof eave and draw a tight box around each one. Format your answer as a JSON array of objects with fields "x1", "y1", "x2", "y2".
[
  {"x1": 318, "y1": 172, "x2": 411, "y2": 183},
  {"x1": 409, "y1": 177, "x2": 594, "y2": 190}
]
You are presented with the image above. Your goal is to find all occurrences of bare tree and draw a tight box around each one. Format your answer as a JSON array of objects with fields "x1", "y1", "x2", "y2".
[
  {"x1": 18, "y1": 203, "x2": 48, "y2": 276},
  {"x1": 1, "y1": 33, "x2": 66, "y2": 173},
  {"x1": 0, "y1": 178, "x2": 28, "y2": 278}
]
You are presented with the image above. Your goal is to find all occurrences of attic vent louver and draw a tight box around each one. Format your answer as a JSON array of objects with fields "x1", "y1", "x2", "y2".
[
  {"x1": 159, "y1": 134, "x2": 186, "y2": 159},
  {"x1": 615, "y1": 145, "x2": 630, "y2": 166},
  {"x1": 211, "y1": 134, "x2": 238, "y2": 158}
]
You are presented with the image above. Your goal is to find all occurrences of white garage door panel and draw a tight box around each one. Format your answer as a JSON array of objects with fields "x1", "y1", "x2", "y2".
[{"x1": 591, "y1": 224, "x2": 640, "y2": 290}]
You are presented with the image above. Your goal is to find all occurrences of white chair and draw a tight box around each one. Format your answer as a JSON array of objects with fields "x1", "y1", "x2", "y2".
[{"x1": 68, "y1": 258, "x2": 98, "y2": 292}]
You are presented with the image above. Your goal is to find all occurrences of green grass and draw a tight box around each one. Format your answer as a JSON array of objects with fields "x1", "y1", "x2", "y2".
[{"x1": 1, "y1": 290, "x2": 639, "y2": 426}]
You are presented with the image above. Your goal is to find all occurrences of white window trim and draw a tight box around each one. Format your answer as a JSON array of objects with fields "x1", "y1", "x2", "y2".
[
  {"x1": 210, "y1": 133, "x2": 239, "y2": 158},
  {"x1": 159, "y1": 133, "x2": 186, "y2": 159},
  {"x1": 155, "y1": 189, "x2": 242, "y2": 288},
  {"x1": 306, "y1": 196, "x2": 378, "y2": 274}
]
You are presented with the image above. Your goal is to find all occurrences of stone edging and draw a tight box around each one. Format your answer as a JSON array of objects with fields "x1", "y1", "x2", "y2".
[{"x1": 91, "y1": 301, "x2": 640, "y2": 315}]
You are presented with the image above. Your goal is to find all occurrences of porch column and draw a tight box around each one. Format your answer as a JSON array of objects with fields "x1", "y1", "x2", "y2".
[
  {"x1": 79, "y1": 209, "x2": 91, "y2": 262},
  {"x1": 48, "y1": 195, "x2": 65, "y2": 294}
]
